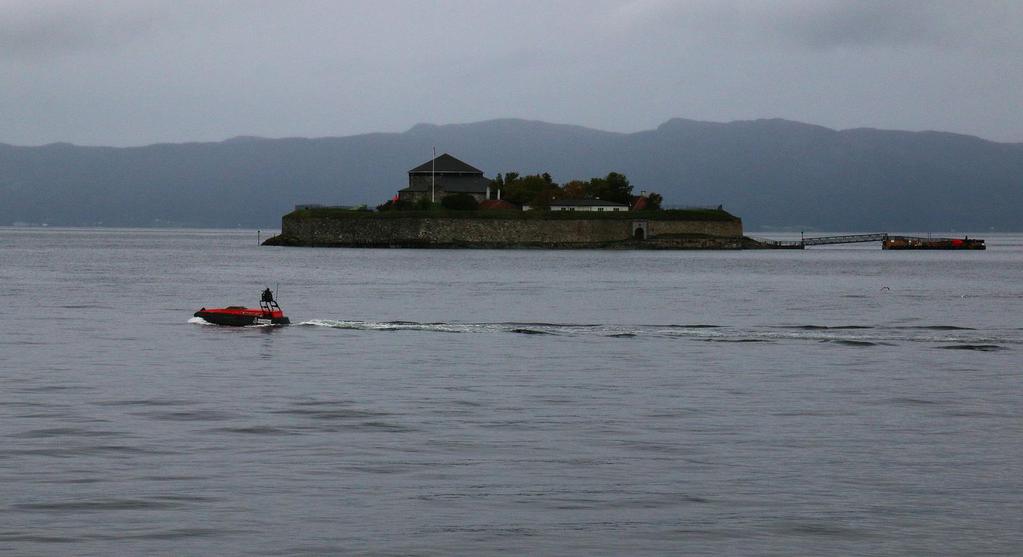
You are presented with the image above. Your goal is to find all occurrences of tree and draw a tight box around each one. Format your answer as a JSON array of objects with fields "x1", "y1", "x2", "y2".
[
  {"x1": 646, "y1": 192, "x2": 663, "y2": 210},
  {"x1": 580, "y1": 172, "x2": 632, "y2": 204},
  {"x1": 415, "y1": 198, "x2": 438, "y2": 211},
  {"x1": 604, "y1": 172, "x2": 633, "y2": 204},
  {"x1": 560, "y1": 180, "x2": 587, "y2": 200},
  {"x1": 376, "y1": 198, "x2": 413, "y2": 211},
  {"x1": 502, "y1": 173, "x2": 559, "y2": 205},
  {"x1": 529, "y1": 187, "x2": 558, "y2": 209},
  {"x1": 441, "y1": 193, "x2": 479, "y2": 211}
]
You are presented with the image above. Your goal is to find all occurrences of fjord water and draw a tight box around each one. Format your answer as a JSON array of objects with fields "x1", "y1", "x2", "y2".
[{"x1": 2, "y1": 228, "x2": 1021, "y2": 556}]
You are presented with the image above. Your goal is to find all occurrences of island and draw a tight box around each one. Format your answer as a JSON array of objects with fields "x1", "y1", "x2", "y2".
[{"x1": 263, "y1": 154, "x2": 746, "y2": 249}]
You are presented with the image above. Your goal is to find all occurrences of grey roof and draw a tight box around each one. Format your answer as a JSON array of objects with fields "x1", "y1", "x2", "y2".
[
  {"x1": 409, "y1": 153, "x2": 483, "y2": 174},
  {"x1": 550, "y1": 198, "x2": 629, "y2": 207}
]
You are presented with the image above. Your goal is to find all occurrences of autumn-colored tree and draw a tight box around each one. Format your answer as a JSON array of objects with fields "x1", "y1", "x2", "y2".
[
  {"x1": 560, "y1": 180, "x2": 587, "y2": 199},
  {"x1": 529, "y1": 187, "x2": 559, "y2": 209}
]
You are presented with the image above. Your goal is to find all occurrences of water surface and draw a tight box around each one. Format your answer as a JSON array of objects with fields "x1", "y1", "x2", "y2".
[{"x1": 2, "y1": 228, "x2": 1021, "y2": 555}]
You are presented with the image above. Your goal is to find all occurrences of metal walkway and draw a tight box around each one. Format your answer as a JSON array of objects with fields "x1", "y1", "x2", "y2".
[
  {"x1": 749, "y1": 233, "x2": 889, "y2": 249},
  {"x1": 801, "y1": 233, "x2": 887, "y2": 246}
]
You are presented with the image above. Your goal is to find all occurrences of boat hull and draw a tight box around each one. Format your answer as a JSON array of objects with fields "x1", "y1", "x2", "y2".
[
  {"x1": 882, "y1": 237, "x2": 986, "y2": 250},
  {"x1": 194, "y1": 307, "x2": 290, "y2": 326}
]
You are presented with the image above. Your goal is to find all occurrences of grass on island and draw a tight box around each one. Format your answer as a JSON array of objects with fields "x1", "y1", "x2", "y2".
[{"x1": 288, "y1": 207, "x2": 740, "y2": 222}]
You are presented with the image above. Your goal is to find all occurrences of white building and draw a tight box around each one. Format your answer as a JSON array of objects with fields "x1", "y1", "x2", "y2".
[{"x1": 548, "y1": 199, "x2": 630, "y2": 212}]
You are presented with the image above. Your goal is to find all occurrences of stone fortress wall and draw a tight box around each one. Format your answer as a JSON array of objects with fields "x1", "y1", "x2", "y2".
[{"x1": 270, "y1": 214, "x2": 744, "y2": 249}]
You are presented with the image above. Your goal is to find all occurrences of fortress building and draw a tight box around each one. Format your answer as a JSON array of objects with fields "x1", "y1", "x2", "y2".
[{"x1": 398, "y1": 153, "x2": 498, "y2": 203}]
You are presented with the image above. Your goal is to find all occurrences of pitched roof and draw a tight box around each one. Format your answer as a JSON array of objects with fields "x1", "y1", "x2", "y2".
[
  {"x1": 409, "y1": 153, "x2": 483, "y2": 174},
  {"x1": 550, "y1": 198, "x2": 629, "y2": 207}
]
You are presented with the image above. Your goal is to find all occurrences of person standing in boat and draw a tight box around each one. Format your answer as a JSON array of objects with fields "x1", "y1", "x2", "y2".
[{"x1": 261, "y1": 288, "x2": 274, "y2": 303}]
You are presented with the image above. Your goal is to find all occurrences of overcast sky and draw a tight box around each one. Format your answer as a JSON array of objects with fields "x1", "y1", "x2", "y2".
[{"x1": 2, "y1": 0, "x2": 1021, "y2": 146}]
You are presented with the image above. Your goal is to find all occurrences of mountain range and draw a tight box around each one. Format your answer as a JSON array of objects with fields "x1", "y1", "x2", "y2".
[{"x1": 2, "y1": 118, "x2": 1021, "y2": 231}]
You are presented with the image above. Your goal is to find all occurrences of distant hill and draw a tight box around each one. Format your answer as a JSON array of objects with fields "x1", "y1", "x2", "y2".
[{"x1": 2, "y1": 118, "x2": 1021, "y2": 231}]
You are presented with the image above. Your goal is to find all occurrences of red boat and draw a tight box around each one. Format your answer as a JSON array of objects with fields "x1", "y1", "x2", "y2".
[{"x1": 194, "y1": 288, "x2": 291, "y2": 326}]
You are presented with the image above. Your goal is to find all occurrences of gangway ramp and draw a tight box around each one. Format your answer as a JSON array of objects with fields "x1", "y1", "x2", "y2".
[
  {"x1": 746, "y1": 233, "x2": 890, "y2": 249},
  {"x1": 801, "y1": 233, "x2": 888, "y2": 246}
]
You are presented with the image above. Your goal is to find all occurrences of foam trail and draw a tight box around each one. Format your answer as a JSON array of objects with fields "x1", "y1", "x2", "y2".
[{"x1": 275, "y1": 319, "x2": 1020, "y2": 348}]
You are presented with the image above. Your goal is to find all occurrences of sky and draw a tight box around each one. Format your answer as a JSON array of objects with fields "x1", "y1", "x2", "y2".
[{"x1": 2, "y1": 0, "x2": 1022, "y2": 146}]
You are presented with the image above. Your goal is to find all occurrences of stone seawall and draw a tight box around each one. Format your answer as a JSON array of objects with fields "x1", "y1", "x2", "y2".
[{"x1": 267, "y1": 213, "x2": 743, "y2": 249}]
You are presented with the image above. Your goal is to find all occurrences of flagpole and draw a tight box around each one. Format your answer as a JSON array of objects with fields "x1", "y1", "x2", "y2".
[{"x1": 431, "y1": 146, "x2": 436, "y2": 203}]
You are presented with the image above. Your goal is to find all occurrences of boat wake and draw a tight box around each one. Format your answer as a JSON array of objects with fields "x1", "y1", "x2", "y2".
[{"x1": 290, "y1": 319, "x2": 1018, "y2": 349}]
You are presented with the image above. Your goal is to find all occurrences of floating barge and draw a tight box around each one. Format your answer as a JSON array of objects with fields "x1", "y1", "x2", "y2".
[
  {"x1": 746, "y1": 233, "x2": 986, "y2": 250},
  {"x1": 882, "y1": 236, "x2": 985, "y2": 250}
]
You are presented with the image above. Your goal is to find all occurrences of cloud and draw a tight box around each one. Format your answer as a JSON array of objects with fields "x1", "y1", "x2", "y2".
[
  {"x1": 599, "y1": 1, "x2": 1023, "y2": 53},
  {"x1": 0, "y1": 0, "x2": 241, "y2": 60},
  {"x1": 764, "y1": 0, "x2": 1023, "y2": 51},
  {"x1": 1, "y1": 0, "x2": 1022, "y2": 145},
  {"x1": 0, "y1": 1, "x2": 161, "y2": 59},
  {"x1": 770, "y1": 1, "x2": 947, "y2": 49}
]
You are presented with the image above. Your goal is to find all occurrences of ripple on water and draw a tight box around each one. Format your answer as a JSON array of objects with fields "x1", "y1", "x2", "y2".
[
  {"x1": 14, "y1": 498, "x2": 182, "y2": 512},
  {"x1": 206, "y1": 425, "x2": 297, "y2": 435},
  {"x1": 939, "y1": 344, "x2": 1007, "y2": 351},
  {"x1": 5, "y1": 445, "x2": 173, "y2": 458},
  {"x1": 8, "y1": 427, "x2": 126, "y2": 439},
  {"x1": 0, "y1": 528, "x2": 227, "y2": 543},
  {"x1": 94, "y1": 398, "x2": 194, "y2": 407},
  {"x1": 133, "y1": 410, "x2": 239, "y2": 422},
  {"x1": 271, "y1": 407, "x2": 389, "y2": 420},
  {"x1": 821, "y1": 339, "x2": 885, "y2": 347}
]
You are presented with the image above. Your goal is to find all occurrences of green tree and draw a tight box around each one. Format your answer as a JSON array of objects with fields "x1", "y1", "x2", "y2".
[
  {"x1": 504, "y1": 173, "x2": 558, "y2": 205},
  {"x1": 529, "y1": 187, "x2": 559, "y2": 209},
  {"x1": 441, "y1": 193, "x2": 479, "y2": 211},
  {"x1": 376, "y1": 198, "x2": 413, "y2": 211},
  {"x1": 581, "y1": 172, "x2": 632, "y2": 204},
  {"x1": 415, "y1": 198, "x2": 438, "y2": 211},
  {"x1": 604, "y1": 172, "x2": 633, "y2": 204}
]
